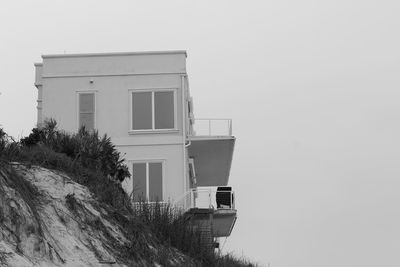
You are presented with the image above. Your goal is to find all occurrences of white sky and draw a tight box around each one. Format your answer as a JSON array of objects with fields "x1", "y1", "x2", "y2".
[{"x1": 1, "y1": 1, "x2": 400, "y2": 266}]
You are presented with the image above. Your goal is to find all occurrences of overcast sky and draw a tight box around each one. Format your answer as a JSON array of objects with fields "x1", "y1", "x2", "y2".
[{"x1": 1, "y1": 1, "x2": 400, "y2": 266}]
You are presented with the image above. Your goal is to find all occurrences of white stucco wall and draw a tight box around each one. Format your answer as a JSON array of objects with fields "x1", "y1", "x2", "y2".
[
  {"x1": 119, "y1": 144, "x2": 185, "y2": 202},
  {"x1": 36, "y1": 51, "x2": 191, "y2": 202},
  {"x1": 41, "y1": 74, "x2": 184, "y2": 137}
]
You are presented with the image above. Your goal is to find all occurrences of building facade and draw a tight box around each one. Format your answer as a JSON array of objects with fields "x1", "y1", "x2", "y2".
[{"x1": 34, "y1": 51, "x2": 236, "y2": 238}]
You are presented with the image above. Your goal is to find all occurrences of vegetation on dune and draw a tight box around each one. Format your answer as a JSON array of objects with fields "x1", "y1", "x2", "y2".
[
  {"x1": 1, "y1": 121, "x2": 131, "y2": 213},
  {"x1": 20, "y1": 119, "x2": 130, "y2": 183},
  {"x1": 0, "y1": 121, "x2": 256, "y2": 266}
]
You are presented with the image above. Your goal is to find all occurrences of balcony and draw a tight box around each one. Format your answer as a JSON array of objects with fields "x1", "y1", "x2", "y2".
[
  {"x1": 174, "y1": 187, "x2": 237, "y2": 237},
  {"x1": 174, "y1": 187, "x2": 235, "y2": 210},
  {"x1": 188, "y1": 119, "x2": 235, "y2": 187}
]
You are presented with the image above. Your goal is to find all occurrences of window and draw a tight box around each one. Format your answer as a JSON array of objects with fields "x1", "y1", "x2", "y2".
[
  {"x1": 78, "y1": 92, "x2": 95, "y2": 130},
  {"x1": 131, "y1": 90, "x2": 175, "y2": 131},
  {"x1": 132, "y1": 161, "x2": 163, "y2": 201}
]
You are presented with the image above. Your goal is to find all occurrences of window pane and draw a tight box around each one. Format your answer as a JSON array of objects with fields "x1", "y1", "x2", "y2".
[
  {"x1": 154, "y1": 91, "x2": 174, "y2": 129},
  {"x1": 132, "y1": 163, "x2": 147, "y2": 201},
  {"x1": 79, "y1": 93, "x2": 94, "y2": 113},
  {"x1": 79, "y1": 113, "x2": 94, "y2": 130},
  {"x1": 149, "y1": 162, "x2": 162, "y2": 202},
  {"x1": 132, "y1": 92, "x2": 152, "y2": 130}
]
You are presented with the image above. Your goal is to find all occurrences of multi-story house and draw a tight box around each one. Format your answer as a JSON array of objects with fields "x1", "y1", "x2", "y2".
[{"x1": 34, "y1": 51, "x2": 236, "y2": 241}]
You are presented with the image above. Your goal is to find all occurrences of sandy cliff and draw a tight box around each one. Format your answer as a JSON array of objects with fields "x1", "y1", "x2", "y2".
[{"x1": 0, "y1": 164, "x2": 190, "y2": 267}]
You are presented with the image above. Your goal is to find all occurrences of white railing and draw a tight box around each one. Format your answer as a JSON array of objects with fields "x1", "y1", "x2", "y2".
[
  {"x1": 173, "y1": 188, "x2": 235, "y2": 211},
  {"x1": 192, "y1": 119, "x2": 232, "y2": 136},
  {"x1": 131, "y1": 201, "x2": 170, "y2": 210}
]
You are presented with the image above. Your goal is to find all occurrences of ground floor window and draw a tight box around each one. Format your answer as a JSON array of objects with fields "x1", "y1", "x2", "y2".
[{"x1": 132, "y1": 161, "x2": 163, "y2": 202}]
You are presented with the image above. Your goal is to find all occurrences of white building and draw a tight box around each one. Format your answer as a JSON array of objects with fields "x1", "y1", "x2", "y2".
[{"x1": 34, "y1": 51, "x2": 236, "y2": 238}]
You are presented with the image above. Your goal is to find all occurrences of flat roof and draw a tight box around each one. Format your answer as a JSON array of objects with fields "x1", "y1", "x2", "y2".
[{"x1": 41, "y1": 50, "x2": 187, "y2": 59}]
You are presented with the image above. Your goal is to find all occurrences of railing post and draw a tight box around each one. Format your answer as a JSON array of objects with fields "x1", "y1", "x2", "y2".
[
  {"x1": 187, "y1": 193, "x2": 190, "y2": 209},
  {"x1": 191, "y1": 190, "x2": 194, "y2": 209}
]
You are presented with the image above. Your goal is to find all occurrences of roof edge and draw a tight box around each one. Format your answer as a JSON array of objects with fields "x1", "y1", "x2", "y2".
[{"x1": 42, "y1": 50, "x2": 187, "y2": 59}]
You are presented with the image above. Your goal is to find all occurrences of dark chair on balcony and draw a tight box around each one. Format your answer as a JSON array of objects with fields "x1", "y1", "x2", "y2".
[{"x1": 216, "y1": 186, "x2": 233, "y2": 209}]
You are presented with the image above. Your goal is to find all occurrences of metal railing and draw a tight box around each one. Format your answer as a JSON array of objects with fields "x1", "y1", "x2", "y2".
[
  {"x1": 131, "y1": 201, "x2": 169, "y2": 210},
  {"x1": 191, "y1": 119, "x2": 232, "y2": 136},
  {"x1": 173, "y1": 188, "x2": 235, "y2": 211}
]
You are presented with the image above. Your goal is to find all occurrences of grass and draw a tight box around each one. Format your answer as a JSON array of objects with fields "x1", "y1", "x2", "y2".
[
  {"x1": 132, "y1": 202, "x2": 208, "y2": 262},
  {"x1": 130, "y1": 202, "x2": 258, "y2": 266}
]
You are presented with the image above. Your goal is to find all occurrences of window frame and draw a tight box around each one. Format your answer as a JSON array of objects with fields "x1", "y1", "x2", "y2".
[
  {"x1": 129, "y1": 88, "x2": 178, "y2": 133},
  {"x1": 130, "y1": 159, "x2": 165, "y2": 202},
  {"x1": 76, "y1": 90, "x2": 97, "y2": 131}
]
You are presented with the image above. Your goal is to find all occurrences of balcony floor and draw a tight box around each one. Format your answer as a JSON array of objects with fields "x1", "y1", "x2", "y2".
[{"x1": 185, "y1": 208, "x2": 237, "y2": 237}]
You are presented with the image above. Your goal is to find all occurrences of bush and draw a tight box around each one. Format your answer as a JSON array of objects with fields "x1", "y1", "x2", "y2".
[
  {"x1": 20, "y1": 119, "x2": 129, "y2": 183},
  {"x1": 1, "y1": 122, "x2": 132, "y2": 213}
]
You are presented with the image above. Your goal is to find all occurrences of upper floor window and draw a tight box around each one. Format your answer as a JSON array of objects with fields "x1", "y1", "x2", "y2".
[
  {"x1": 131, "y1": 89, "x2": 176, "y2": 131},
  {"x1": 78, "y1": 92, "x2": 95, "y2": 131}
]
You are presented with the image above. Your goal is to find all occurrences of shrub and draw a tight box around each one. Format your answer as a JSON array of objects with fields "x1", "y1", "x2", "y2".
[
  {"x1": 2, "y1": 123, "x2": 132, "y2": 214},
  {"x1": 20, "y1": 119, "x2": 129, "y2": 183}
]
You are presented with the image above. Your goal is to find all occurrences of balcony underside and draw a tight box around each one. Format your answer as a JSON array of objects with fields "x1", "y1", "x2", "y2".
[
  {"x1": 186, "y1": 208, "x2": 237, "y2": 237},
  {"x1": 188, "y1": 137, "x2": 235, "y2": 187}
]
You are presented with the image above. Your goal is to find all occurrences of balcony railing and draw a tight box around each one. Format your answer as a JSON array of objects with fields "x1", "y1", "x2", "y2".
[
  {"x1": 174, "y1": 188, "x2": 235, "y2": 211},
  {"x1": 191, "y1": 119, "x2": 232, "y2": 136}
]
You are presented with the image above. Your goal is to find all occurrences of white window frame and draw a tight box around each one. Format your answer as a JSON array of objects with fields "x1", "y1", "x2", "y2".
[
  {"x1": 76, "y1": 90, "x2": 97, "y2": 131},
  {"x1": 129, "y1": 159, "x2": 166, "y2": 202},
  {"x1": 129, "y1": 88, "x2": 178, "y2": 134}
]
